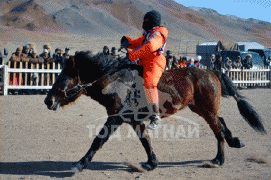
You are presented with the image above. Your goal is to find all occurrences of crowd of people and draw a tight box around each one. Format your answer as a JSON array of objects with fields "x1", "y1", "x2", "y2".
[
  {"x1": 8, "y1": 43, "x2": 71, "y2": 69},
  {"x1": 164, "y1": 50, "x2": 203, "y2": 70},
  {"x1": 209, "y1": 53, "x2": 254, "y2": 73},
  {"x1": 4, "y1": 42, "x2": 255, "y2": 95},
  {"x1": 7, "y1": 43, "x2": 73, "y2": 95}
]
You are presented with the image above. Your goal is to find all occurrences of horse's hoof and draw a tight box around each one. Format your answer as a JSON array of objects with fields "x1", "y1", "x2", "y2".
[
  {"x1": 71, "y1": 166, "x2": 80, "y2": 174},
  {"x1": 71, "y1": 161, "x2": 86, "y2": 174},
  {"x1": 228, "y1": 137, "x2": 245, "y2": 148},
  {"x1": 141, "y1": 162, "x2": 157, "y2": 171},
  {"x1": 210, "y1": 157, "x2": 224, "y2": 167}
]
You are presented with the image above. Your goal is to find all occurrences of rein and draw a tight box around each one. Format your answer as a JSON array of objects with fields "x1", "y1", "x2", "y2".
[
  {"x1": 53, "y1": 52, "x2": 131, "y2": 102},
  {"x1": 53, "y1": 72, "x2": 110, "y2": 102}
]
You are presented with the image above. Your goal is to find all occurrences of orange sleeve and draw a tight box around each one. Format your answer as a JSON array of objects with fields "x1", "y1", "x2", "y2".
[
  {"x1": 125, "y1": 36, "x2": 145, "y2": 50},
  {"x1": 128, "y1": 32, "x2": 165, "y2": 62}
]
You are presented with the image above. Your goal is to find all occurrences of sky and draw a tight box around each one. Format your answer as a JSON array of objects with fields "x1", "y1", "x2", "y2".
[{"x1": 173, "y1": 0, "x2": 271, "y2": 23}]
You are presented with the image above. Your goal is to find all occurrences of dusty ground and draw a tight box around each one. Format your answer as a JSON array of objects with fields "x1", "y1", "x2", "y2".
[{"x1": 1, "y1": 88, "x2": 271, "y2": 180}]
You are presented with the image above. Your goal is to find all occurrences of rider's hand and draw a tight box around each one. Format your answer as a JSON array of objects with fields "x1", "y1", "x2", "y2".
[{"x1": 120, "y1": 36, "x2": 131, "y2": 49}]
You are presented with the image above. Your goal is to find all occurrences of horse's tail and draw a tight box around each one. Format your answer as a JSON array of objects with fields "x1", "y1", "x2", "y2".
[{"x1": 212, "y1": 71, "x2": 266, "y2": 134}]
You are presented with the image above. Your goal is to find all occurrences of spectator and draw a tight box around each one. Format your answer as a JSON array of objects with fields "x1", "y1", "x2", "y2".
[
  {"x1": 172, "y1": 56, "x2": 179, "y2": 69},
  {"x1": 111, "y1": 47, "x2": 119, "y2": 59},
  {"x1": 187, "y1": 58, "x2": 195, "y2": 68},
  {"x1": 209, "y1": 54, "x2": 216, "y2": 70},
  {"x1": 232, "y1": 56, "x2": 243, "y2": 69},
  {"x1": 53, "y1": 48, "x2": 64, "y2": 68},
  {"x1": 41, "y1": 49, "x2": 54, "y2": 64},
  {"x1": 29, "y1": 50, "x2": 45, "y2": 86},
  {"x1": 165, "y1": 50, "x2": 177, "y2": 70},
  {"x1": 63, "y1": 47, "x2": 70, "y2": 57},
  {"x1": 40, "y1": 49, "x2": 49, "y2": 59},
  {"x1": 29, "y1": 50, "x2": 44, "y2": 64},
  {"x1": 178, "y1": 56, "x2": 182, "y2": 62},
  {"x1": 243, "y1": 54, "x2": 253, "y2": 69},
  {"x1": 22, "y1": 45, "x2": 30, "y2": 62},
  {"x1": 28, "y1": 43, "x2": 35, "y2": 55},
  {"x1": 179, "y1": 57, "x2": 187, "y2": 68},
  {"x1": 22, "y1": 45, "x2": 31, "y2": 57},
  {"x1": 9, "y1": 47, "x2": 23, "y2": 63},
  {"x1": 103, "y1": 46, "x2": 109, "y2": 55},
  {"x1": 42, "y1": 44, "x2": 53, "y2": 57},
  {"x1": 194, "y1": 55, "x2": 202, "y2": 68},
  {"x1": 63, "y1": 53, "x2": 70, "y2": 67},
  {"x1": 9, "y1": 47, "x2": 24, "y2": 94},
  {"x1": 224, "y1": 57, "x2": 232, "y2": 72},
  {"x1": 214, "y1": 54, "x2": 223, "y2": 72},
  {"x1": 75, "y1": 51, "x2": 79, "y2": 56}
]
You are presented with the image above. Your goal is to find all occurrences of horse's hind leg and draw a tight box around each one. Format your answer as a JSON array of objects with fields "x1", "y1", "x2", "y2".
[
  {"x1": 188, "y1": 105, "x2": 225, "y2": 166},
  {"x1": 72, "y1": 116, "x2": 123, "y2": 173},
  {"x1": 130, "y1": 123, "x2": 158, "y2": 171},
  {"x1": 218, "y1": 117, "x2": 245, "y2": 148}
]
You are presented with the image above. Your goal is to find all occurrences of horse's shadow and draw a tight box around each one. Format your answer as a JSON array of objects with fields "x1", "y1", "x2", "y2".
[
  {"x1": 0, "y1": 160, "x2": 207, "y2": 178},
  {"x1": 0, "y1": 161, "x2": 127, "y2": 178}
]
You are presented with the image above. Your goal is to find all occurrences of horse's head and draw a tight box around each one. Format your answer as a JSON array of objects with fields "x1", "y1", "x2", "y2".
[{"x1": 44, "y1": 54, "x2": 84, "y2": 110}]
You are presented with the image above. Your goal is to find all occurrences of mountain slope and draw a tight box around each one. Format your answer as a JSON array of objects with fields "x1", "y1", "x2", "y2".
[{"x1": 0, "y1": 0, "x2": 270, "y2": 52}]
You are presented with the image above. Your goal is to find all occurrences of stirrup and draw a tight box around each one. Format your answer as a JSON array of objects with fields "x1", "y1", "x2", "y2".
[{"x1": 147, "y1": 115, "x2": 161, "y2": 130}]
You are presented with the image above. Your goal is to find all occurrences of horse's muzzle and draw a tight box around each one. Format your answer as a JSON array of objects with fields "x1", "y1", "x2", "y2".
[{"x1": 44, "y1": 95, "x2": 61, "y2": 111}]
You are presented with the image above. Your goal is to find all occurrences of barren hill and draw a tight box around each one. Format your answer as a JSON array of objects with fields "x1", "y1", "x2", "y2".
[{"x1": 0, "y1": 0, "x2": 270, "y2": 56}]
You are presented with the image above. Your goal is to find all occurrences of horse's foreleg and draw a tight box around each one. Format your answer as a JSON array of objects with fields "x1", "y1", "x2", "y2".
[
  {"x1": 218, "y1": 117, "x2": 245, "y2": 148},
  {"x1": 131, "y1": 123, "x2": 158, "y2": 171},
  {"x1": 72, "y1": 116, "x2": 123, "y2": 173}
]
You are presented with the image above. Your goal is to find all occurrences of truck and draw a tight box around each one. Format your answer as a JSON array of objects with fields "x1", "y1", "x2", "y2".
[
  {"x1": 220, "y1": 50, "x2": 265, "y2": 68},
  {"x1": 196, "y1": 41, "x2": 265, "y2": 67},
  {"x1": 248, "y1": 49, "x2": 271, "y2": 66}
]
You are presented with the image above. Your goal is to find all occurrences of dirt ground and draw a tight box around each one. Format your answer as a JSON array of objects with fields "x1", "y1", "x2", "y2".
[{"x1": 1, "y1": 88, "x2": 271, "y2": 180}]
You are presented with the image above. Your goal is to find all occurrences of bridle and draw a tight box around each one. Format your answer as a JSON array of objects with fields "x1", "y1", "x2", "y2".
[
  {"x1": 52, "y1": 71, "x2": 111, "y2": 102},
  {"x1": 52, "y1": 49, "x2": 128, "y2": 102}
]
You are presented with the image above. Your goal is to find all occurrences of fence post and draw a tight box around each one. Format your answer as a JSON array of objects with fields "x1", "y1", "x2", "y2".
[{"x1": 3, "y1": 65, "x2": 8, "y2": 96}]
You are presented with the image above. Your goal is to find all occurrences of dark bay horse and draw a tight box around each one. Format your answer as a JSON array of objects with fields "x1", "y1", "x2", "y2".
[{"x1": 44, "y1": 51, "x2": 266, "y2": 173}]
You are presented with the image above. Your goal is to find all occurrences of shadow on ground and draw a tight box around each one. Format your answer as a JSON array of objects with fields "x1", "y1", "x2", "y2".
[
  {"x1": 0, "y1": 161, "x2": 126, "y2": 178},
  {"x1": 0, "y1": 160, "x2": 208, "y2": 178}
]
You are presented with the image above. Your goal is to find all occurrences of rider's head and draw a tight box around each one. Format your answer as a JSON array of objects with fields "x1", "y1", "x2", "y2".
[{"x1": 142, "y1": 10, "x2": 161, "y2": 32}]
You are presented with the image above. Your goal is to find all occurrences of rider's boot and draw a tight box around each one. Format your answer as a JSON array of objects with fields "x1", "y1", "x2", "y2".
[{"x1": 147, "y1": 103, "x2": 162, "y2": 130}]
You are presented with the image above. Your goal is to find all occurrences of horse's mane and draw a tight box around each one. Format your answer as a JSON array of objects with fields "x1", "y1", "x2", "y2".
[{"x1": 74, "y1": 51, "x2": 133, "y2": 75}]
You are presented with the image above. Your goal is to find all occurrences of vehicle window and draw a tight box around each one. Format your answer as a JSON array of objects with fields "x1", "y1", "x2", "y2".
[
  {"x1": 241, "y1": 52, "x2": 264, "y2": 65},
  {"x1": 264, "y1": 50, "x2": 271, "y2": 60}
]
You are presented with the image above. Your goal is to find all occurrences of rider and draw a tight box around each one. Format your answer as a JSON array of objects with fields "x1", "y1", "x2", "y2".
[{"x1": 121, "y1": 10, "x2": 168, "y2": 130}]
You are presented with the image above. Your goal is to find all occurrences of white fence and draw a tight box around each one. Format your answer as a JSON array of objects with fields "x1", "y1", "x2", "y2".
[
  {"x1": 0, "y1": 62, "x2": 62, "y2": 96},
  {"x1": 0, "y1": 64, "x2": 270, "y2": 96},
  {"x1": 227, "y1": 67, "x2": 270, "y2": 87}
]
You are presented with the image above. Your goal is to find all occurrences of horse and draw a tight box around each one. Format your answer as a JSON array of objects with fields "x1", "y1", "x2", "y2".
[{"x1": 44, "y1": 51, "x2": 266, "y2": 173}]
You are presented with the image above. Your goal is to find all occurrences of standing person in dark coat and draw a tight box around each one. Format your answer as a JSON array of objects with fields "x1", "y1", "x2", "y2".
[
  {"x1": 232, "y1": 56, "x2": 243, "y2": 69},
  {"x1": 22, "y1": 45, "x2": 31, "y2": 57},
  {"x1": 209, "y1": 54, "x2": 216, "y2": 70},
  {"x1": 165, "y1": 50, "x2": 177, "y2": 70},
  {"x1": 103, "y1": 46, "x2": 109, "y2": 55},
  {"x1": 111, "y1": 47, "x2": 119, "y2": 59},
  {"x1": 243, "y1": 54, "x2": 253, "y2": 69},
  {"x1": 62, "y1": 47, "x2": 70, "y2": 57},
  {"x1": 53, "y1": 48, "x2": 64, "y2": 68},
  {"x1": 214, "y1": 54, "x2": 223, "y2": 72}
]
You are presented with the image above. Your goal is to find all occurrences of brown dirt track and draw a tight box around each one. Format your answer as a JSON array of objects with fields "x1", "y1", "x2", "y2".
[{"x1": 1, "y1": 88, "x2": 271, "y2": 180}]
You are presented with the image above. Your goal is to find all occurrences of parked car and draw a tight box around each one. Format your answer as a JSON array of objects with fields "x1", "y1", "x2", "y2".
[
  {"x1": 248, "y1": 49, "x2": 271, "y2": 66},
  {"x1": 220, "y1": 50, "x2": 265, "y2": 68}
]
